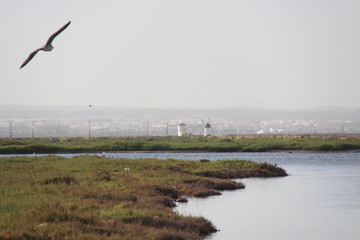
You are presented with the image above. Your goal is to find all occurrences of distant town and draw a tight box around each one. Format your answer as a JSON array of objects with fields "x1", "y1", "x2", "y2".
[{"x1": 0, "y1": 105, "x2": 359, "y2": 138}]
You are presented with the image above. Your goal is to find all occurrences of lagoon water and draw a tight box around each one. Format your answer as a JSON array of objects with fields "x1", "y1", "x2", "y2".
[
  {"x1": 172, "y1": 152, "x2": 360, "y2": 240},
  {"x1": 1, "y1": 152, "x2": 360, "y2": 239}
]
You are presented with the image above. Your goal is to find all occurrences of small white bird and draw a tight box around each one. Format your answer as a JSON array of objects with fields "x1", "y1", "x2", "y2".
[{"x1": 20, "y1": 21, "x2": 71, "y2": 69}]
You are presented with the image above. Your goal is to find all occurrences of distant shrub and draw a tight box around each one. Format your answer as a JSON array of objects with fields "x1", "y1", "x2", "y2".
[
  {"x1": 334, "y1": 143, "x2": 359, "y2": 151},
  {"x1": 199, "y1": 159, "x2": 210, "y2": 163},
  {"x1": 176, "y1": 196, "x2": 188, "y2": 203},
  {"x1": 42, "y1": 176, "x2": 78, "y2": 185},
  {"x1": 317, "y1": 144, "x2": 333, "y2": 151}
]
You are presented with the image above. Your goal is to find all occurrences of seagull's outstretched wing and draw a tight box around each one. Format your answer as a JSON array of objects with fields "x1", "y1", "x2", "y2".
[
  {"x1": 46, "y1": 21, "x2": 71, "y2": 45},
  {"x1": 20, "y1": 48, "x2": 42, "y2": 69}
]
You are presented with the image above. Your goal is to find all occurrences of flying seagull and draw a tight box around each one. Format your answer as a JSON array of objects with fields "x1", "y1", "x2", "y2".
[{"x1": 20, "y1": 21, "x2": 71, "y2": 69}]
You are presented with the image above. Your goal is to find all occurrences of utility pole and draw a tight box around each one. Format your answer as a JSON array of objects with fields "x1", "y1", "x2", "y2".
[
  {"x1": 88, "y1": 120, "x2": 91, "y2": 138},
  {"x1": 88, "y1": 104, "x2": 92, "y2": 138},
  {"x1": 146, "y1": 121, "x2": 149, "y2": 137},
  {"x1": 32, "y1": 121, "x2": 35, "y2": 138},
  {"x1": 9, "y1": 120, "x2": 12, "y2": 138},
  {"x1": 165, "y1": 122, "x2": 168, "y2": 136}
]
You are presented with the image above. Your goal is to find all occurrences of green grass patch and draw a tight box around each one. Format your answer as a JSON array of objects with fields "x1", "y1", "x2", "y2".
[
  {"x1": 0, "y1": 156, "x2": 286, "y2": 239},
  {"x1": 1, "y1": 136, "x2": 360, "y2": 154}
]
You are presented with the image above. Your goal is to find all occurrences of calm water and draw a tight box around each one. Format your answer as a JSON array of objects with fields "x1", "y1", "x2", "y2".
[
  {"x1": 172, "y1": 152, "x2": 360, "y2": 240},
  {"x1": 1, "y1": 152, "x2": 360, "y2": 239}
]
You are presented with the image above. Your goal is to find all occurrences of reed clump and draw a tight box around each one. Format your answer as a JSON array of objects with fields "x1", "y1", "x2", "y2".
[{"x1": 0, "y1": 156, "x2": 287, "y2": 239}]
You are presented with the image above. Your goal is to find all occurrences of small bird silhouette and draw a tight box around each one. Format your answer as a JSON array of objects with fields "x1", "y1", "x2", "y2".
[{"x1": 20, "y1": 21, "x2": 71, "y2": 69}]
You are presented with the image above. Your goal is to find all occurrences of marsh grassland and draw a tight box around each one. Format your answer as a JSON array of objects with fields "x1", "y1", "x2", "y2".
[
  {"x1": 0, "y1": 156, "x2": 286, "y2": 240},
  {"x1": 0, "y1": 135, "x2": 360, "y2": 154}
]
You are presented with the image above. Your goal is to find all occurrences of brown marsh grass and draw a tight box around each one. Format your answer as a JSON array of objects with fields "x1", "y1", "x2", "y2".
[{"x1": 0, "y1": 156, "x2": 287, "y2": 239}]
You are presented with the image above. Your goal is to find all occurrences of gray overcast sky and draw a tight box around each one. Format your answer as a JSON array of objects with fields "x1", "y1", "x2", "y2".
[{"x1": 1, "y1": 0, "x2": 359, "y2": 109}]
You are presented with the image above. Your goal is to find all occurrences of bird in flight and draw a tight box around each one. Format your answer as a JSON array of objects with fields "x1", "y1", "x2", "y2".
[{"x1": 20, "y1": 21, "x2": 71, "y2": 69}]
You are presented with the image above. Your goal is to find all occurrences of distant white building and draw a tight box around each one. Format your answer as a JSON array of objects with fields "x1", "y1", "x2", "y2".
[
  {"x1": 204, "y1": 122, "x2": 212, "y2": 136},
  {"x1": 178, "y1": 123, "x2": 187, "y2": 136},
  {"x1": 256, "y1": 130, "x2": 264, "y2": 134},
  {"x1": 270, "y1": 128, "x2": 284, "y2": 134}
]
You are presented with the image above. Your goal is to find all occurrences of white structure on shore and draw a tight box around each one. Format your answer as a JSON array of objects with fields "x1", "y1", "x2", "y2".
[
  {"x1": 257, "y1": 130, "x2": 264, "y2": 134},
  {"x1": 178, "y1": 123, "x2": 187, "y2": 136},
  {"x1": 204, "y1": 122, "x2": 212, "y2": 136}
]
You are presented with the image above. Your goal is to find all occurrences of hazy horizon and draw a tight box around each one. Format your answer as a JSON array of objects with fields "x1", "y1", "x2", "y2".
[
  {"x1": 1, "y1": 1, "x2": 359, "y2": 110},
  {"x1": 1, "y1": 103, "x2": 359, "y2": 111}
]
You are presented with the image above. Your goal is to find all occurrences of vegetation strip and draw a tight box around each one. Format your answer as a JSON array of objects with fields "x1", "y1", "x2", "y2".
[
  {"x1": 0, "y1": 156, "x2": 287, "y2": 240},
  {"x1": 0, "y1": 136, "x2": 360, "y2": 154}
]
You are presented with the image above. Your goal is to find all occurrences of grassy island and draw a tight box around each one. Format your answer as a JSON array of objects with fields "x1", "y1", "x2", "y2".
[
  {"x1": 0, "y1": 135, "x2": 360, "y2": 154},
  {"x1": 0, "y1": 156, "x2": 287, "y2": 240}
]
